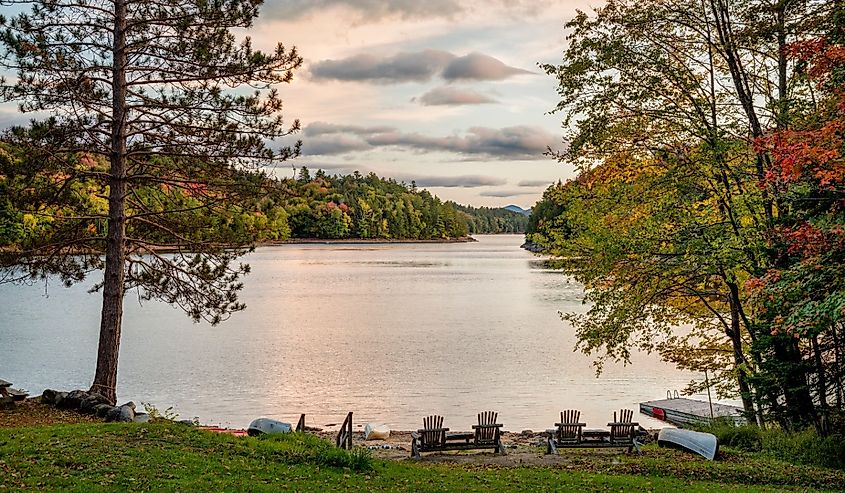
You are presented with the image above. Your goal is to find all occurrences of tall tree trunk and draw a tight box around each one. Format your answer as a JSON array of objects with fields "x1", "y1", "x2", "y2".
[
  {"x1": 708, "y1": 0, "x2": 775, "y2": 225},
  {"x1": 811, "y1": 334, "x2": 829, "y2": 435},
  {"x1": 90, "y1": 0, "x2": 128, "y2": 405},
  {"x1": 776, "y1": 1, "x2": 789, "y2": 130},
  {"x1": 834, "y1": 323, "x2": 843, "y2": 409},
  {"x1": 726, "y1": 282, "x2": 756, "y2": 420},
  {"x1": 773, "y1": 338, "x2": 817, "y2": 430}
]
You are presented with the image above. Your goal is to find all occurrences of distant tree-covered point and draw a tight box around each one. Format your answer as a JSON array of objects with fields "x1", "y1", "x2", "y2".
[
  {"x1": 0, "y1": 154, "x2": 527, "y2": 248},
  {"x1": 449, "y1": 202, "x2": 530, "y2": 234}
]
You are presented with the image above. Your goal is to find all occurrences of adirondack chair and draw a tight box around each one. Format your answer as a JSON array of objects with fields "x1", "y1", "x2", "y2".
[
  {"x1": 411, "y1": 412, "x2": 505, "y2": 458},
  {"x1": 473, "y1": 411, "x2": 505, "y2": 454},
  {"x1": 411, "y1": 415, "x2": 449, "y2": 458},
  {"x1": 546, "y1": 409, "x2": 586, "y2": 454},
  {"x1": 608, "y1": 409, "x2": 641, "y2": 454}
]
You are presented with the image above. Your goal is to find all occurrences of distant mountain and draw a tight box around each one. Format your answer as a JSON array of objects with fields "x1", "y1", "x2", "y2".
[
  {"x1": 448, "y1": 202, "x2": 530, "y2": 234},
  {"x1": 504, "y1": 204, "x2": 531, "y2": 216}
]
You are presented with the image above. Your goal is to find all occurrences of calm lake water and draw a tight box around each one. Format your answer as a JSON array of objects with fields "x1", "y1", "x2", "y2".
[{"x1": 1, "y1": 235, "x2": 707, "y2": 431}]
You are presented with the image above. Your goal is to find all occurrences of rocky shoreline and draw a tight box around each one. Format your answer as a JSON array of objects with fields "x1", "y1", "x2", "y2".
[
  {"x1": 38, "y1": 389, "x2": 150, "y2": 424},
  {"x1": 520, "y1": 240, "x2": 545, "y2": 253}
]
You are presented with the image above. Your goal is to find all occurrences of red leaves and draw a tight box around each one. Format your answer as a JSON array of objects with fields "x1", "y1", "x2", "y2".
[
  {"x1": 756, "y1": 119, "x2": 845, "y2": 189},
  {"x1": 757, "y1": 34, "x2": 845, "y2": 190}
]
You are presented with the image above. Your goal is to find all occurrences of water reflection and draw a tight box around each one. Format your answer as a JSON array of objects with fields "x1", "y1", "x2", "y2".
[{"x1": 0, "y1": 235, "x2": 704, "y2": 430}]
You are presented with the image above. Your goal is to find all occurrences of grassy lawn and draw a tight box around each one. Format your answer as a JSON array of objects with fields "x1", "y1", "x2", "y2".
[{"x1": 1, "y1": 422, "x2": 843, "y2": 492}]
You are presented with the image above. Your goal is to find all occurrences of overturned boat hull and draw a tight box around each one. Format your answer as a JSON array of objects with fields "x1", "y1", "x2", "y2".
[
  {"x1": 657, "y1": 428, "x2": 718, "y2": 460},
  {"x1": 247, "y1": 418, "x2": 292, "y2": 436}
]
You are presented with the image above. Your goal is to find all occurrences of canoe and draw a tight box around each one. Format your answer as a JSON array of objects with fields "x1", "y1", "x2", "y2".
[
  {"x1": 247, "y1": 418, "x2": 292, "y2": 436},
  {"x1": 657, "y1": 427, "x2": 719, "y2": 460},
  {"x1": 364, "y1": 422, "x2": 390, "y2": 440}
]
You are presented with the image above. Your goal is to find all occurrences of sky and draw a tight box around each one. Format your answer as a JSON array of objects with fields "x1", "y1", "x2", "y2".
[
  {"x1": 0, "y1": 0, "x2": 602, "y2": 209},
  {"x1": 250, "y1": 0, "x2": 599, "y2": 208}
]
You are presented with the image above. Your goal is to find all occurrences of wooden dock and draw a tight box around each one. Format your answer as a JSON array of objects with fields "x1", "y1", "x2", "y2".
[{"x1": 640, "y1": 397, "x2": 746, "y2": 426}]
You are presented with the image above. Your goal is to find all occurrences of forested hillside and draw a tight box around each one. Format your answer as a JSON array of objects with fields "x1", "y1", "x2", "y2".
[
  {"x1": 449, "y1": 202, "x2": 529, "y2": 234},
  {"x1": 0, "y1": 146, "x2": 521, "y2": 246}
]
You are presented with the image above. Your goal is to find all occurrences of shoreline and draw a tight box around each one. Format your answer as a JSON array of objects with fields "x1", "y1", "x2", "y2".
[{"x1": 259, "y1": 236, "x2": 478, "y2": 246}]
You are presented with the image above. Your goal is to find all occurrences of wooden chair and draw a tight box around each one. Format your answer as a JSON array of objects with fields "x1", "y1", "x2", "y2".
[
  {"x1": 411, "y1": 415, "x2": 449, "y2": 458},
  {"x1": 608, "y1": 409, "x2": 641, "y2": 454},
  {"x1": 411, "y1": 412, "x2": 505, "y2": 458},
  {"x1": 473, "y1": 411, "x2": 505, "y2": 454},
  {"x1": 546, "y1": 409, "x2": 586, "y2": 454}
]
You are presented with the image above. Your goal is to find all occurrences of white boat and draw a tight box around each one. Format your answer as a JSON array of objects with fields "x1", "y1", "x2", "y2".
[
  {"x1": 247, "y1": 418, "x2": 292, "y2": 436},
  {"x1": 657, "y1": 427, "x2": 719, "y2": 460},
  {"x1": 363, "y1": 422, "x2": 390, "y2": 440}
]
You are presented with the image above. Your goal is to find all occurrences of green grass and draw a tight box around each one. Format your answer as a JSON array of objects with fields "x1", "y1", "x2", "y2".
[
  {"x1": 698, "y1": 421, "x2": 845, "y2": 470},
  {"x1": 1, "y1": 423, "x2": 843, "y2": 492}
]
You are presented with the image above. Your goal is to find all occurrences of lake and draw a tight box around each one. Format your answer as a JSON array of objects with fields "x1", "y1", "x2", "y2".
[{"x1": 0, "y1": 235, "x2": 706, "y2": 431}]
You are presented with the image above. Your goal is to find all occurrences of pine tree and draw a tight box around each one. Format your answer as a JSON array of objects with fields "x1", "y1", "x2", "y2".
[{"x1": 0, "y1": 0, "x2": 301, "y2": 403}]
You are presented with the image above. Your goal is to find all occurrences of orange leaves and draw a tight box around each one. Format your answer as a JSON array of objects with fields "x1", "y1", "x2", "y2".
[{"x1": 757, "y1": 120, "x2": 845, "y2": 189}]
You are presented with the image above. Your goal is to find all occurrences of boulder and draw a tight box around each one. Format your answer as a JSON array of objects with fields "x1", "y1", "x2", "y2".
[
  {"x1": 133, "y1": 413, "x2": 150, "y2": 424},
  {"x1": 105, "y1": 403, "x2": 135, "y2": 423},
  {"x1": 79, "y1": 393, "x2": 110, "y2": 414},
  {"x1": 94, "y1": 404, "x2": 115, "y2": 418},
  {"x1": 58, "y1": 389, "x2": 89, "y2": 410},
  {"x1": 41, "y1": 389, "x2": 59, "y2": 405},
  {"x1": 41, "y1": 389, "x2": 69, "y2": 406},
  {"x1": 0, "y1": 397, "x2": 14, "y2": 410}
]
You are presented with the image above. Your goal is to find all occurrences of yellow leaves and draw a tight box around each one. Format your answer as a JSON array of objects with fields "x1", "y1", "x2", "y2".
[{"x1": 586, "y1": 152, "x2": 665, "y2": 186}]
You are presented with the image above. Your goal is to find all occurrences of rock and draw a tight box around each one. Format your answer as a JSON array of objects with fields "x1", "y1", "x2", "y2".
[
  {"x1": 520, "y1": 241, "x2": 545, "y2": 253},
  {"x1": 41, "y1": 389, "x2": 60, "y2": 405},
  {"x1": 520, "y1": 429, "x2": 534, "y2": 437},
  {"x1": 105, "y1": 403, "x2": 135, "y2": 423},
  {"x1": 53, "y1": 391, "x2": 69, "y2": 407},
  {"x1": 94, "y1": 404, "x2": 114, "y2": 418},
  {"x1": 58, "y1": 390, "x2": 89, "y2": 410},
  {"x1": 79, "y1": 393, "x2": 110, "y2": 414},
  {"x1": 133, "y1": 413, "x2": 150, "y2": 424}
]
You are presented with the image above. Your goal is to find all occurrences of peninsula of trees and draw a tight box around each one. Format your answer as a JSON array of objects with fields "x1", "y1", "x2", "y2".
[{"x1": 0, "y1": 152, "x2": 528, "y2": 250}]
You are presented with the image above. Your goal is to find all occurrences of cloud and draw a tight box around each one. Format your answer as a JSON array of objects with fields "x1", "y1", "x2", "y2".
[
  {"x1": 300, "y1": 122, "x2": 558, "y2": 160},
  {"x1": 309, "y1": 50, "x2": 530, "y2": 84},
  {"x1": 304, "y1": 122, "x2": 396, "y2": 137},
  {"x1": 392, "y1": 174, "x2": 507, "y2": 187},
  {"x1": 264, "y1": 0, "x2": 464, "y2": 21},
  {"x1": 479, "y1": 189, "x2": 537, "y2": 197},
  {"x1": 300, "y1": 135, "x2": 372, "y2": 155},
  {"x1": 417, "y1": 87, "x2": 497, "y2": 106},
  {"x1": 365, "y1": 126, "x2": 556, "y2": 159},
  {"x1": 517, "y1": 179, "x2": 552, "y2": 187},
  {"x1": 310, "y1": 50, "x2": 455, "y2": 84},
  {"x1": 442, "y1": 53, "x2": 533, "y2": 81},
  {"x1": 262, "y1": 1, "x2": 555, "y2": 22},
  {"x1": 270, "y1": 161, "x2": 506, "y2": 188}
]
